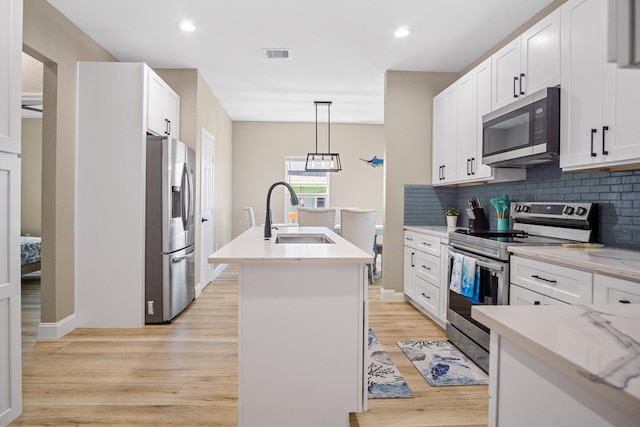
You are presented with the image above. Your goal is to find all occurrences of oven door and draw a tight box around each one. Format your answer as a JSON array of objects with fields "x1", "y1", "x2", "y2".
[{"x1": 446, "y1": 247, "x2": 509, "y2": 369}]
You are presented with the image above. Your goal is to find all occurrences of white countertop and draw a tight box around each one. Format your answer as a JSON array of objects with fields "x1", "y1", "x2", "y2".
[
  {"x1": 509, "y1": 246, "x2": 640, "y2": 282},
  {"x1": 208, "y1": 226, "x2": 373, "y2": 264},
  {"x1": 403, "y1": 225, "x2": 452, "y2": 241},
  {"x1": 472, "y1": 303, "x2": 640, "y2": 417}
]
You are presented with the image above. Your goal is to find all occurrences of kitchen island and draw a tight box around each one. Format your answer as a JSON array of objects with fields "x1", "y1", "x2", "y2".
[
  {"x1": 208, "y1": 226, "x2": 372, "y2": 427},
  {"x1": 472, "y1": 304, "x2": 640, "y2": 427}
]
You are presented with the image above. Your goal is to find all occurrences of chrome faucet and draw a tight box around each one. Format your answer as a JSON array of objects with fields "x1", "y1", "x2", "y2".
[{"x1": 264, "y1": 181, "x2": 299, "y2": 239}]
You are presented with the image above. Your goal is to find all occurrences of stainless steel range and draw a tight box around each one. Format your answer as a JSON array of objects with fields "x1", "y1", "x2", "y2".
[{"x1": 446, "y1": 201, "x2": 598, "y2": 372}]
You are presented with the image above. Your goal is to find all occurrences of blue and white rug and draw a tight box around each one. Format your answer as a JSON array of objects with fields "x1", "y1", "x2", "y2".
[
  {"x1": 397, "y1": 340, "x2": 489, "y2": 387},
  {"x1": 368, "y1": 329, "x2": 413, "y2": 399}
]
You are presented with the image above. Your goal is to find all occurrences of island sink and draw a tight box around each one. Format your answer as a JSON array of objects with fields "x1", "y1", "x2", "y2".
[{"x1": 274, "y1": 233, "x2": 335, "y2": 244}]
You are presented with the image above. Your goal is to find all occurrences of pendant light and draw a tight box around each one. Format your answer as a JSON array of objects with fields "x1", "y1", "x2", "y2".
[{"x1": 305, "y1": 101, "x2": 342, "y2": 172}]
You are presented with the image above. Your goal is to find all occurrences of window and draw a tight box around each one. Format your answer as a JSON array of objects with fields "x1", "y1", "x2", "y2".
[{"x1": 284, "y1": 157, "x2": 330, "y2": 222}]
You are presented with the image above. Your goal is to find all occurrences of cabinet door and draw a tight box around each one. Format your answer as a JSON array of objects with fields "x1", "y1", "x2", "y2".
[
  {"x1": 432, "y1": 92, "x2": 446, "y2": 184},
  {"x1": 0, "y1": 0, "x2": 21, "y2": 154},
  {"x1": 403, "y1": 246, "x2": 416, "y2": 299},
  {"x1": 414, "y1": 250, "x2": 440, "y2": 285},
  {"x1": 415, "y1": 276, "x2": 440, "y2": 318},
  {"x1": 492, "y1": 38, "x2": 521, "y2": 110},
  {"x1": 147, "y1": 68, "x2": 181, "y2": 138},
  {"x1": 520, "y1": 9, "x2": 561, "y2": 96},
  {"x1": 607, "y1": 67, "x2": 640, "y2": 164},
  {"x1": 593, "y1": 274, "x2": 640, "y2": 304},
  {"x1": 560, "y1": 0, "x2": 613, "y2": 170},
  {"x1": 456, "y1": 70, "x2": 476, "y2": 181},
  {"x1": 472, "y1": 58, "x2": 493, "y2": 180},
  {"x1": 510, "y1": 284, "x2": 568, "y2": 306},
  {"x1": 442, "y1": 84, "x2": 458, "y2": 182}
]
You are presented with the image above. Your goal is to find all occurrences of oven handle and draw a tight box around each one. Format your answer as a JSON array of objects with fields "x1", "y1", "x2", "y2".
[{"x1": 447, "y1": 249, "x2": 504, "y2": 273}]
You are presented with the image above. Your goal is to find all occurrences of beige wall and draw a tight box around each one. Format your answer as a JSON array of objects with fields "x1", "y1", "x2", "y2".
[
  {"x1": 382, "y1": 71, "x2": 457, "y2": 293},
  {"x1": 23, "y1": 0, "x2": 118, "y2": 323},
  {"x1": 232, "y1": 121, "x2": 384, "y2": 238},
  {"x1": 20, "y1": 118, "x2": 42, "y2": 236}
]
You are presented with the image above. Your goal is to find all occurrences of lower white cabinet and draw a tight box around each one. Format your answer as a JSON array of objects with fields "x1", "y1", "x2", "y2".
[
  {"x1": 509, "y1": 255, "x2": 593, "y2": 305},
  {"x1": 593, "y1": 274, "x2": 640, "y2": 304},
  {"x1": 510, "y1": 283, "x2": 568, "y2": 306},
  {"x1": 403, "y1": 229, "x2": 447, "y2": 327}
]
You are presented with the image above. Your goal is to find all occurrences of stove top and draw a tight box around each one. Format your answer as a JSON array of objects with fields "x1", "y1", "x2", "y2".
[{"x1": 449, "y1": 201, "x2": 598, "y2": 261}]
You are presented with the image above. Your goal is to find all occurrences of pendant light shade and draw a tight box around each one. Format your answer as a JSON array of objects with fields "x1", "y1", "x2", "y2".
[{"x1": 305, "y1": 101, "x2": 342, "y2": 172}]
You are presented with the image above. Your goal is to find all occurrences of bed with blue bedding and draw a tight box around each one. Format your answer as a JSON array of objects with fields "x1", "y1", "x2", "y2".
[{"x1": 21, "y1": 236, "x2": 41, "y2": 275}]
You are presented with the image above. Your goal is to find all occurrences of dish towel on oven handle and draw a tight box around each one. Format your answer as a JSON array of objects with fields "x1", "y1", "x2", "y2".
[
  {"x1": 449, "y1": 251, "x2": 463, "y2": 294},
  {"x1": 461, "y1": 256, "x2": 480, "y2": 303}
]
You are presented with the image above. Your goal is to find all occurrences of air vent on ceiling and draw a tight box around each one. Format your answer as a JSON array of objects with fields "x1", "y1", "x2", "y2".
[{"x1": 263, "y1": 48, "x2": 292, "y2": 60}]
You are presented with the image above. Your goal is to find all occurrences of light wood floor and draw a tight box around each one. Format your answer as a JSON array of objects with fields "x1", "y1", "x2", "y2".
[{"x1": 14, "y1": 267, "x2": 488, "y2": 426}]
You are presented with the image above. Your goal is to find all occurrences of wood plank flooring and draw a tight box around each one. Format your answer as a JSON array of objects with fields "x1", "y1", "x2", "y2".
[{"x1": 14, "y1": 267, "x2": 487, "y2": 426}]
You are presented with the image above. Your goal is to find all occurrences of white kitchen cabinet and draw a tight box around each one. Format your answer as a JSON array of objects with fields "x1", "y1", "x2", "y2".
[
  {"x1": 0, "y1": 0, "x2": 23, "y2": 424},
  {"x1": 492, "y1": 9, "x2": 561, "y2": 110},
  {"x1": 403, "y1": 229, "x2": 446, "y2": 327},
  {"x1": 510, "y1": 283, "x2": 568, "y2": 306},
  {"x1": 432, "y1": 84, "x2": 457, "y2": 184},
  {"x1": 510, "y1": 255, "x2": 593, "y2": 305},
  {"x1": 433, "y1": 58, "x2": 525, "y2": 187},
  {"x1": 593, "y1": 274, "x2": 640, "y2": 304},
  {"x1": 76, "y1": 62, "x2": 181, "y2": 328},
  {"x1": 147, "y1": 68, "x2": 180, "y2": 138},
  {"x1": 560, "y1": 0, "x2": 640, "y2": 171}
]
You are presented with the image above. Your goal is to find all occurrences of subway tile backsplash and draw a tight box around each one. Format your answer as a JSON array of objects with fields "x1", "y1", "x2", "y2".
[{"x1": 404, "y1": 163, "x2": 640, "y2": 250}]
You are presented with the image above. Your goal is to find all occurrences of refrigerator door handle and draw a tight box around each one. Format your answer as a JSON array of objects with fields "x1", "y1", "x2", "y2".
[
  {"x1": 171, "y1": 251, "x2": 195, "y2": 263},
  {"x1": 180, "y1": 162, "x2": 191, "y2": 231}
]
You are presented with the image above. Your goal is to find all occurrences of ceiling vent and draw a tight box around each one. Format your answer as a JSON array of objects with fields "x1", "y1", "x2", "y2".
[{"x1": 263, "y1": 48, "x2": 292, "y2": 60}]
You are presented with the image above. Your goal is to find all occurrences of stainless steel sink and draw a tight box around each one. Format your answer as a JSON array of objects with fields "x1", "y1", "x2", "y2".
[{"x1": 274, "y1": 233, "x2": 335, "y2": 244}]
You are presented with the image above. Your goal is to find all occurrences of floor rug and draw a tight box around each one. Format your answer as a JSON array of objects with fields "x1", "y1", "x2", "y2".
[
  {"x1": 397, "y1": 340, "x2": 489, "y2": 387},
  {"x1": 368, "y1": 329, "x2": 413, "y2": 398}
]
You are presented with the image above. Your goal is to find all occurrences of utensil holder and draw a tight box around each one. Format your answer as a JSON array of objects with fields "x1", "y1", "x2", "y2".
[{"x1": 497, "y1": 218, "x2": 509, "y2": 231}]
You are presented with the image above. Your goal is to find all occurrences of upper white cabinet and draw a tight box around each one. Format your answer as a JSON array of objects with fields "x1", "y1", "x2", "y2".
[
  {"x1": 432, "y1": 84, "x2": 458, "y2": 184},
  {"x1": 560, "y1": 0, "x2": 640, "y2": 171},
  {"x1": 147, "y1": 68, "x2": 180, "y2": 138},
  {"x1": 432, "y1": 59, "x2": 525, "y2": 187},
  {"x1": 492, "y1": 9, "x2": 561, "y2": 111}
]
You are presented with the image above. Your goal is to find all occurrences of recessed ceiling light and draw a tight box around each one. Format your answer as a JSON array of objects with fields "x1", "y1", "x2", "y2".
[
  {"x1": 394, "y1": 27, "x2": 410, "y2": 38},
  {"x1": 179, "y1": 21, "x2": 196, "y2": 32}
]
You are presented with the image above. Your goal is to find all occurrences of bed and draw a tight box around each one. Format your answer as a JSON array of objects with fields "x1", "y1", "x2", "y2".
[{"x1": 21, "y1": 236, "x2": 42, "y2": 275}]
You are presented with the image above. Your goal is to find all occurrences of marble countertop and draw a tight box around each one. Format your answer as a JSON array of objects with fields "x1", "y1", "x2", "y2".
[
  {"x1": 509, "y1": 246, "x2": 640, "y2": 282},
  {"x1": 472, "y1": 303, "x2": 640, "y2": 417},
  {"x1": 403, "y1": 225, "x2": 452, "y2": 241},
  {"x1": 208, "y1": 226, "x2": 373, "y2": 264}
]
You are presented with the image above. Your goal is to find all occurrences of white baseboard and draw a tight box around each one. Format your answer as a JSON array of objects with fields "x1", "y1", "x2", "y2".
[
  {"x1": 378, "y1": 287, "x2": 406, "y2": 302},
  {"x1": 38, "y1": 314, "x2": 76, "y2": 340},
  {"x1": 195, "y1": 263, "x2": 228, "y2": 297}
]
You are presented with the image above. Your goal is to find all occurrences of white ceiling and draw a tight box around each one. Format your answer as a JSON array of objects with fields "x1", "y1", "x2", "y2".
[{"x1": 48, "y1": 0, "x2": 554, "y2": 124}]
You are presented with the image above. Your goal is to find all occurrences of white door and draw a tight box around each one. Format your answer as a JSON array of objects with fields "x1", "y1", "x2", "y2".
[
  {"x1": 200, "y1": 129, "x2": 215, "y2": 288},
  {"x1": 1, "y1": 0, "x2": 23, "y2": 424}
]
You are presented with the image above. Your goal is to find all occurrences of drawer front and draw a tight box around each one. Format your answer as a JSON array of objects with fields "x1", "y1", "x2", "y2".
[
  {"x1": 510, "y1": 284, "x2": 568, "y2": 306},
  {"x1": 415, "y1": 277, "x2": 439, "y2": 317},
  {"x1": 415, "y1": 233, "x2": 440, "y2": 256},
  {"x1": 594, "y1": 274, "x2": 640, "y2": 304},
  {"x1": 510, "y1": 256, "x2": 593, "y2": 305},
  {"x1": 415, "y1": 251, "x2": 440, "y2": 284},
  {"x1": 403, "y1": 230, "x2": 417, "y2": 249}
]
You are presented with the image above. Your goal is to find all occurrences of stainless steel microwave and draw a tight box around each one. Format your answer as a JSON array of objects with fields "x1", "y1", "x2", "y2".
[{"x1": 482, "y1": 87, "x2": 560, "y2": 168}]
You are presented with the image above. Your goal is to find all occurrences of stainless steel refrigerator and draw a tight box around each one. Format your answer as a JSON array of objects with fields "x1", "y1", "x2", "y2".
[{"x1": 145, "y1": 136, "x2": 196, "y2": 323}]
